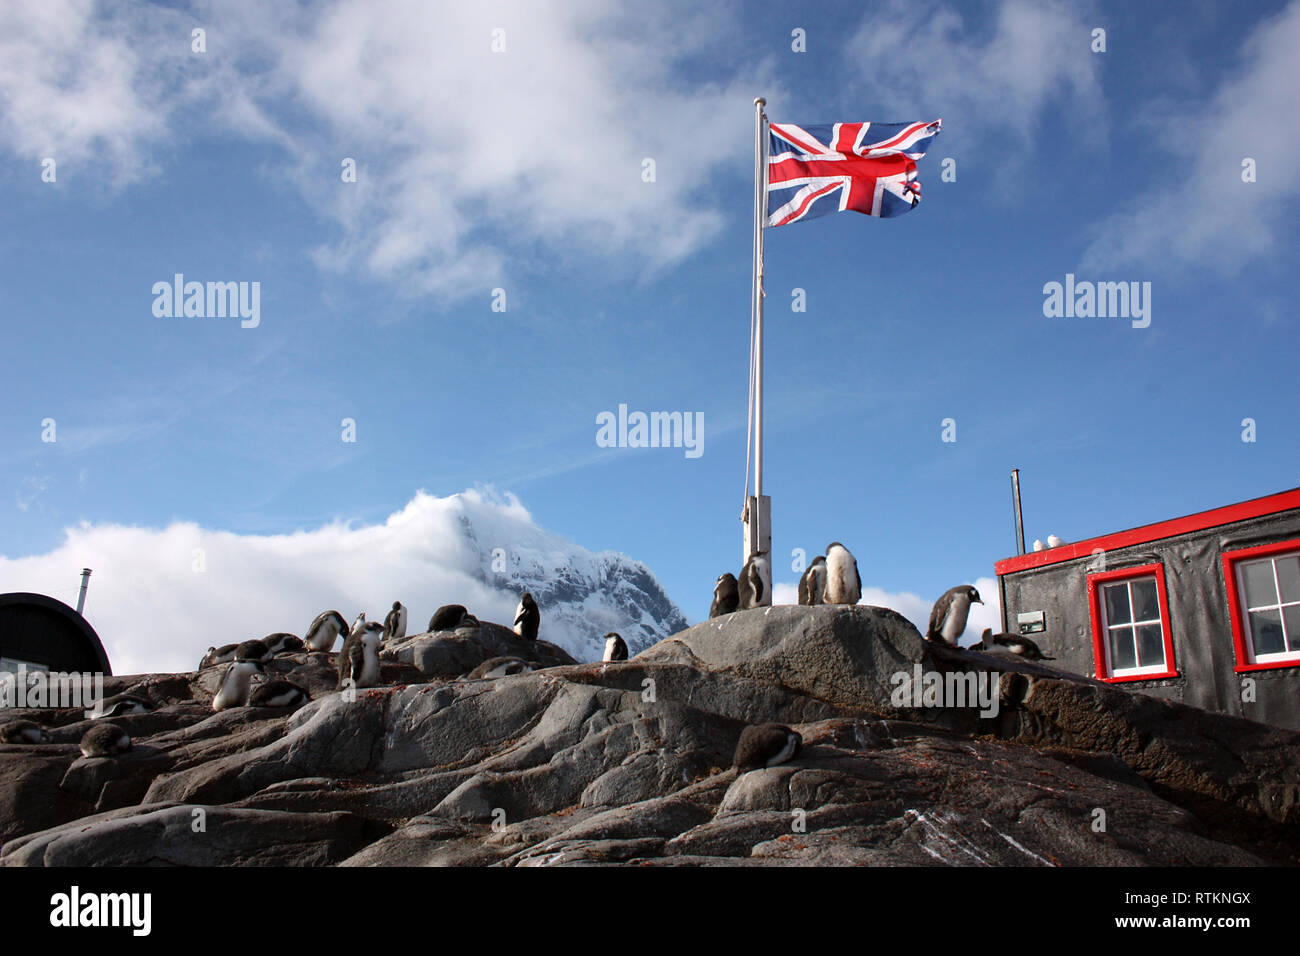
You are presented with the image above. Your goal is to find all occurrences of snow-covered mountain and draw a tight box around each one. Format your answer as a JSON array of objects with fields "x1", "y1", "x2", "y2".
[
  {"x1": 447, "y1": 494, "x2": 689, "y2": 660},
  {"x1": 0, "y1": 488, "x2": 689, "y2": 672}
]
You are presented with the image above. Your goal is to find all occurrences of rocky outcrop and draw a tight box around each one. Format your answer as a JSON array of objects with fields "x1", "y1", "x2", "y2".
[{"x1": 2, "y1": 606, "x2": 1296, "y2": 866}]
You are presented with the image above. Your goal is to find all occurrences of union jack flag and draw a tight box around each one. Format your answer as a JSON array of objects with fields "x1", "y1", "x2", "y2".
[{"x1": 766, "y1": 119, "x2": 942, "y2": 227}]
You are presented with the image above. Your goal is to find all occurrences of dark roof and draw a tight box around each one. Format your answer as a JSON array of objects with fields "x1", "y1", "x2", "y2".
[{"x1": 0, "y1": 592, "x2": 112, "y2": 675}]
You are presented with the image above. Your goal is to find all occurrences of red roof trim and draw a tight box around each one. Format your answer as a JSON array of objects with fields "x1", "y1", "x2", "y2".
[{"x1": 994, "y1": 488, "x2": 1300, "y2": 577}]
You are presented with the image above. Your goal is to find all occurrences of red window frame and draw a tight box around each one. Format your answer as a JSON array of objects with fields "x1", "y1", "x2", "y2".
[
  {"x1": 1086, "y1": 563, "x2": 1178, "y2": 683},
  {"x1": 1222, "y1": 537, "x2": 1300, "y2": 673}
]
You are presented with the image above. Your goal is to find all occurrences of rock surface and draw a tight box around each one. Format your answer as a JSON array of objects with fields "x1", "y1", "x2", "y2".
[{"x1": 2, "y1": 606, "x2": 1296, "y2": 866}]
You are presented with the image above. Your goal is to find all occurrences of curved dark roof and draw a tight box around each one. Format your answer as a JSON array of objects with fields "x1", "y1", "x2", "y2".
[{"x1": 0, "y1": 592, "x2": 112, "y2": 675}]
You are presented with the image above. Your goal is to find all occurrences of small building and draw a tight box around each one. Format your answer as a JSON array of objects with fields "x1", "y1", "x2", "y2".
[
  {"x1": 0, "y1": 592, "x2": 113, "y2": 676},
  {"x1": 994, "y1": 488, "x2": 1300, "y2": 731}
]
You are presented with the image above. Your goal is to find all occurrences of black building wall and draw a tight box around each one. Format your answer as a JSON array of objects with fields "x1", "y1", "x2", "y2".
[
  {"x1": 0, "y1": 592, "x2": 113, "y2": 675},
  {"x1": 999, "y1": 508, "x2": 1300, "y2": 732}
]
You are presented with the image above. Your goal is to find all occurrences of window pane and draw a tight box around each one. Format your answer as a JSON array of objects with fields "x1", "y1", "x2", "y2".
[
  {"x1": 1104, "y1": 583, "x2": 1132, "y2": 625},
  {"x1": 1110, "y1": 626, "x2": 1137, "y2": 671},
  {"x1": 1131, "y1": 578, "x2": 1160, "y2": 622},
  {"x1": 1285, "y1": 605, "x2": 1300, "y2": 654},
  {"x1": 1250, "y1": 608, "x2": 1285, "y2": 656},
  {"x1": 1276, "y1": 555, "x2": 1300, "y2": 604},
  {"x1": 1241, "y1": 560, "x2": 1279, "y2": 608},
  {"x1": 1136, "y1": 624, "x2": 1165, "y2": 668}
]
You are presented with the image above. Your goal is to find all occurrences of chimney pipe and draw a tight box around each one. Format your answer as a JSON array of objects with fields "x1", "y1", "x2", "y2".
[
  {"x1": 76, "y1": 568, "x2": 92, "y2": 615},
  {"x1": 1011, "y1": 470, "x2": 1026, "y2": 556}
]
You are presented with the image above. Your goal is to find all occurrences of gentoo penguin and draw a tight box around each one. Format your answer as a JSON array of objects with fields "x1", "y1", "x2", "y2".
[
  {"x1": 733, "y1": 723, "x2": 802, "y2": 771},
  {"x1": 304, "y1": 610, "x2": 349, "y2": 653},
  {"x1": 263, "y1": 633, "x2": 303, "y2": 655},
  {"x1": 350, "y1": 611, "x2": 367, "y2": 637},
  {"x1": 927, "y1": 585, "x2": 983, "y2": 646},
  {"x1": 0, "y1": 719, "x2": 51, "y2": 744},
  {"x1": 466, "y1": 657, "x2": 535, "y2": 680},
  {"x1": 213, "y1": 660, "x2": 263, "y2": 711},
  {"x1": 249, "y1": 680, "x2": 311, "y2": 708},
  {"x1": 822, "y1": 542, "x2": 861, "y2": 605},
  {"x1": 979, "y1": 628, "x2": 1054, "y2": 661},
  {"x1": 79, "y1": 722, "x2": 132, "y2": 758},
  {"x1": 798, "y1": 555, "x2": 827, "y2": 606},
  {"x1": 93, "y1": 693, "x2": 153, "y2": 719},
  {"x1": 337, "y1": 622, "x2": 384, "y2": 690},
  {"x1": 602, "y1": 633, "x2": 628, "y2": 662},
  {"x1": 710, "y1": 573, "x2": 739, "y2": 618},
  {"x1": 738, "y1": 552, "x2": 772, "y2": 609},
  {"x1": 383, "y1": 601, "x2": 408, "y2": 642},
  {"x1": 1047, "y1": 534, "x2": 1065, "y2": 548},
  {"x1": 513, "y1": 592, "x2": 540, "y2": 641},
  {"x1": 200, "y1": 643, "x2": 240, "y2": 669},
  {"x1": 235, "y1": 638, "x2": 271, "y2": 661},
  {"x1": 429, "y1": 604, "x2": 478, "y2": 632}
]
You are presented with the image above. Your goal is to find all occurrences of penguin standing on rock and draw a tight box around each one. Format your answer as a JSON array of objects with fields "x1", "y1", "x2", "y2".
[
  {"x1": 80, "y1": 723, "x2": 132, "y2": 758},
  {"x1": 927, "y1": 585, "x2": 983, "y2": 646},
  {"x1": 213, "y1": 660, "x2": 263, "y2": 711},
  {"x1": 602, "y1": 633, "x2": 628, "y2": 662},
  {"x1": 513, "y1": 593, "x2": 540, "y2": 641},
  {"x1": 337, "y1": 622, "x2": 384, "y2": 690},
  {"x1": 738, "y1": 552, "x2": 772, "y2": 609},
  {"x1": 710, "y1": 573, "x2": 739, "y2": 618},
  {"x1": 822, "y1": 543, "x2": 861, "y2": 605},
  {"x1": 733, "y1": 723, "x2": 802, "y2": 771},
  {"x1": 383, "y1": 601, "x2": 408, "y2": 642},
  {"x1": 0, "y1": 720, "x2": 51, "y2": 744},
  {"x1": 429, "y1": 604, "x2": 471, "y2": 632},
  {"x1": 304, "y1": 610, "x2": 349, "y2": 653},
  {"x1": 798, "y1": 555, "x2": 827, "y2": 606}
]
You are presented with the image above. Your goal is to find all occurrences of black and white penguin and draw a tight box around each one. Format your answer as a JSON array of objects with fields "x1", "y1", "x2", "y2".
[
  {"x1": 466, "y1": 657, "x2": 535, "y2": 680},
  {"x1": 263, "y1": 633, "x2": 303, "y2": 655},
  {"x1": 429, "y1": 604, "x2": 468, "y2": 632},
  {"x1": 710, "y1": 573, "x2": 739, "y2": 618},
  {"x1": 0, "y1": 719, "x2": 51, "y2": 744},
  {"x1": 93, "y1": 693, "x2": 153, "y2": 719},
  {"x1": 738, "y1": 552, "x2": 772, "y2": 609},
  {"x1": 513, "y1": 592, "x2": 540, "y2": 641},
  {"x1": 383, "y1": 601, "x2": 408, "y2": 642},
  {"x1": 236, "y1": 638, "x2": 271, "y2": 661},
  {"x1": 200, "y1": 643, "x2": 240, "y2": 669},
  {"x1": 249, "y1": 680, "x2": 311, "y2": 708},
  {"x1": 350, "y1": 612, "x2": 367, "y2": 637},
  {"x1": 733, "y1": 723, "x2": 802, "y2": 771},
  {"x1": 602, "y1": 633, "x2": 628, "y2": 662},
  {"x1": 823, "y1": 542, "x2": 861, "y2": 605},
  {"x1": 304, "y1": 610, "x2": 349, "y2": 653},
  {"x1": 79, "y1": 722, "x2": 132, "y2": 758},
  {"x1": 798, "y1": 555, "x2": 827, "y2": 606},
  {"x1": 979, "y1": 628, "x2": 1054, "y2": 660},
  {"x1": 927, "y1": 585, "x2": 983, "y2": 646},
  {"x1": 337, "y1": 622, "x2": 384, "y2": 690},
  {"x1": 213, "y1": 660, "x2": 263, "y2": 712}
]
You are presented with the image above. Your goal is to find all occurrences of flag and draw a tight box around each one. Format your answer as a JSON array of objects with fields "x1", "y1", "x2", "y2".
[{"x1": 766, "y1": 119, "x2": 942, "y2": 226}]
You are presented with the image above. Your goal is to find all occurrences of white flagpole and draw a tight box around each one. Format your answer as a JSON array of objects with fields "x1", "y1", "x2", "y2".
[{"x1": 744, "y1": 97, "x2": 771, "y2": 567}]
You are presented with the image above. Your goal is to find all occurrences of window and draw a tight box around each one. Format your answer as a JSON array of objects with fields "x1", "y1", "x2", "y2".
[
  {"x1": 1223, "y1": 539, "x2": 1300, "y2": 671},
  {"x1": 1086, "y1": 563, "x2": 1177, "y2": 682}
]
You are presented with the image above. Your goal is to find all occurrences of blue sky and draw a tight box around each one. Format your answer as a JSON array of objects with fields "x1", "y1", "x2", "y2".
[{"x1": 2, "y1": 0, "x2": 1298, "y2": 658}]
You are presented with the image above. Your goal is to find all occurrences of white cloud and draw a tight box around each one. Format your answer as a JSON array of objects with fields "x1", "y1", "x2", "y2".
[
  {"x1": 1081, "y1": 0, "x2": 1300, "y2": 273},
  {"x1": 773, "y1": 576, "x2": 1001, "y2": 646},
  {"x1": 0, "y1": 1, "x2": 773, "y2": 297},
  {"x1": 0, "y1": 488, "x2": 657, "y2": 675},
  {"x1": 845, "y1": 0, "x2": 1104, "y2": 154}
]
